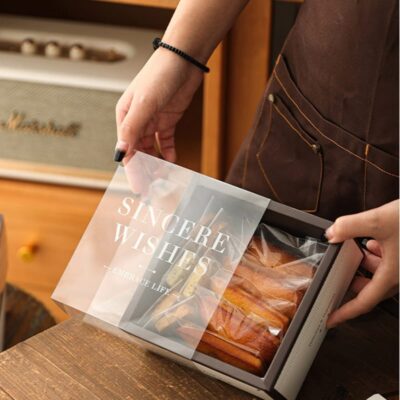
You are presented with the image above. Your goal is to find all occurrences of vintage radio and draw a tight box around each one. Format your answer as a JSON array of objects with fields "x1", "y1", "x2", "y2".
[{"x1": 0, "y1": 15, "x2": 161, "y2": 188}]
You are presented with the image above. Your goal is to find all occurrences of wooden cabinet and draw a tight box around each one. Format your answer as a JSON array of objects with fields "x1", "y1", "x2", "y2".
[{"x1": 0, "y1": 179, "x2": 102, "y2": 321}]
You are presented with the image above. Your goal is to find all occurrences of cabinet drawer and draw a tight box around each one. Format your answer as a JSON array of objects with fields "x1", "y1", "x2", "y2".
[{"x1": 0, "y1": 179, "x2": 103, "y2": 321}]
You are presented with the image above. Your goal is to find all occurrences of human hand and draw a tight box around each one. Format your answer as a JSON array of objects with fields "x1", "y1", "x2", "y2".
[
  {"x1": 325, "y1": 200, "x2": 399, "y2": 328},
  {"x1": 115, "y1": 48, "x2": 203, "y2": 163}
]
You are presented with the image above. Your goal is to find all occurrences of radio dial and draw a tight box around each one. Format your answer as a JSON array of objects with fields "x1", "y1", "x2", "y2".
[
  {"x1": 69, "y1": 43, "x2": 86, "y2": 60},
  {"x1": 45, "y1": 41, "x2": 61, "y2": 58},
  {"x1": 20, "y1": 38, "x2": 37, "y2": 55}
]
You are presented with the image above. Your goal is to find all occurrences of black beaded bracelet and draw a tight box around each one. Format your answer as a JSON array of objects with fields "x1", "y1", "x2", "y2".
[{"x1": 152, "y1": 38, "x2": 210, "y2": 73}]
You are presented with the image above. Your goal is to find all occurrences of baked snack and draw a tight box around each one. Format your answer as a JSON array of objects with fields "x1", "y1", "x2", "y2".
[
  {"x1": 178, "y1": 324, "x2": 268, "y2": 375},
  {"x1": 210, "y1": 276, "x2": 289, "y2": 332},
  {"x1": 178, "y1": 296, "x2": 281, "y2": 375},
  {"x1": 154, "y1": 302, "x2": 192, "y2": 333},
  {"x1": 151, "y1": 291, "x2": 180, "y2": 317},
  {"x1": 234, "y1": 263, "x2": 303, "y2": 305},
  {"x1": 201, "y1": 297, "x2": 280, "y2": 357},
  {"x1": 245, "y1": 237, "x2": 297, "y2": 268},
  {"x1": 150, "y1": 227, "x2": 316, "y2": 376},
  {"x1": 244, "y1": 237, "x2": 315, "y2": 279}
]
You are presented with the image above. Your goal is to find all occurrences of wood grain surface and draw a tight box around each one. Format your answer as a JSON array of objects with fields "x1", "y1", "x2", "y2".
[
  {"x1": 0, "y1": 306, "x2": 398, "y2": 400},
  {"x1": 225, "y1": 0, "x2": 273, "y2": 174},
  {"x1": 0, "y1": 178, "x2": 103, "y2": 322},
  {"x1": 202, "y1": 42, "x2": 226, "y2": 179}
]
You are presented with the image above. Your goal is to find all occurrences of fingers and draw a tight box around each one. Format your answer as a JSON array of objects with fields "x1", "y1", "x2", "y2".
[
  {"x1": 350, "y1": 276, "x2": 370, "y2": 294},
  {"x1": 360, "y1": 250, "x2": 381, "y2": 273},
  {"x1": 115, "y1": 93, "x2": 157, "y2": 159},
  {"x1": 116, "y1": 90, "x2": 132, "y2": 126},
  {"x1": 156, "y1": 128, "x2": 176, "y2": 163},
  {"x1": 136, "y1": 120, "x2": 158, "y2": 157},
  {"x1": 324, "y1": 201, "x2": 399, "y2": 328},
  {"x1": 325, "y1": 207, "x2": 381, "y2": 243},
  {"x1": 326, "y1": 270, "x2": 389, "y2": 328},
  {"x1": 114, "y1": 92, "x2": 133, "y2": 161},
  {"x1": 366, "y1": 239, "x2": 382, "y2": 257}
]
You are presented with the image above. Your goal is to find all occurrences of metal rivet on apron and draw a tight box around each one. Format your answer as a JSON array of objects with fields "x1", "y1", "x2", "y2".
[
  {"x1": 267, "y1": 93, "x2": 275, "y2": 103},
  {"x1": 311, "y1": 143, "x2": 321, "y2": 154}
]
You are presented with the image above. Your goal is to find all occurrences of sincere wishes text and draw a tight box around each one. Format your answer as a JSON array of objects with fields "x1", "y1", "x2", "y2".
[{"x1": 114, "y1": 196, "x2": 230, "y2": 270}]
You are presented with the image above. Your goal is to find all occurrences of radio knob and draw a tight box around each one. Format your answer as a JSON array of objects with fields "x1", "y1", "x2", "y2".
[
  {"x1": 69, "y1": 43, "x2": 86, "y2": 60},
  {"x1": 20, "y1": 38, "x2": 37, "y2": 55},
  {"x1": 45, "y1": 41, "x2": 61, "y2": 58},
  {"x1": 105, "y1": 48, "x2": 118, "y2": 61}
]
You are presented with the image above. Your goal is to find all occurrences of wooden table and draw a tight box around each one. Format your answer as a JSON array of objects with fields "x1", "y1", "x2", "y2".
[{"x1": 0, "y1": 306, "x2": 398, "y2": 400}]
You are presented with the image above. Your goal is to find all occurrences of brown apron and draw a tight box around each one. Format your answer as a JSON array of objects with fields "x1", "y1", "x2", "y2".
[{"x1": 226, "y1": 0, "x2": 399, "y2": 221}]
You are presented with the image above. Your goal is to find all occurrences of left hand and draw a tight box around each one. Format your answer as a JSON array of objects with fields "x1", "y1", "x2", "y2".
[{"x1": 325, "y1": 200, "x2": 399, "y2": 328}]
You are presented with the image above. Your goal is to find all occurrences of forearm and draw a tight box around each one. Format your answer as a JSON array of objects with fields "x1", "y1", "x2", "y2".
[{"x1": 162, "y1": 0, "x2": 249, "y2": 62}]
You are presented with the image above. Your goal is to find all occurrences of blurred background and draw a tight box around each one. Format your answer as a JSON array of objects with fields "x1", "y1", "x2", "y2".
[{"x1": 0, "y1": 0, "x2": 301, "y2": 332}]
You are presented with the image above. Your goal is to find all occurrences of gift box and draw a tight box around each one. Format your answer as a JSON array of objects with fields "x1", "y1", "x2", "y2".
[{"x1": 52, "y1": 152, "x2": 363, "y2": 400}]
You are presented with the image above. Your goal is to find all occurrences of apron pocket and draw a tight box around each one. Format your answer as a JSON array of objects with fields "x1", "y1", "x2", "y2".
[
  {"x1": 273, "y1": 54, "x2": 398, "y2": 217},
  {"x1": 256, "y1": 94, "x2": 323, "y2": 213}
]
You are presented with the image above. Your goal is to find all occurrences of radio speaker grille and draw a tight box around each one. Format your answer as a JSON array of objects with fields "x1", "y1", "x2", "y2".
[{"x1": 0, "y1": 79, "x2": 121, "y2": 173}]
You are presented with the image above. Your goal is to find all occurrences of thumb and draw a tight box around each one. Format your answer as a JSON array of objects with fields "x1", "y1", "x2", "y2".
[{"x1": 325, "y1": 208, "x2": 380, "y2": 243}]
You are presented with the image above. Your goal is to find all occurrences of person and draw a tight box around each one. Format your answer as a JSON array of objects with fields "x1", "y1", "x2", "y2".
[{"x1": 113, "y1": 0, "x2": 399, "y2": 327}]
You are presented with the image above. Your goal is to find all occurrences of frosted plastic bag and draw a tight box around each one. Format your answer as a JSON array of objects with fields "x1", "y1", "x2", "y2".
[{"x1": 52, "y1": 152, "x2": 269, "y2": 359}]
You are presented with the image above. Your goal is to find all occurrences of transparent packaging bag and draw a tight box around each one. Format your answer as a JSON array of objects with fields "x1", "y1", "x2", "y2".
[
  {"x1": 52, "y1": 152, "x2": 328, "y2": 376},
  {"x1": 143, "y1": 223, "x2": 328, "y2": 376}
]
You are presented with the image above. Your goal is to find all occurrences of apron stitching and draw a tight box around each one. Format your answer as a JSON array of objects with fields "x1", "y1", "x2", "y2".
[
  {"x1": 255, "y1": 102, "x2": 283, "y2": 202},
  {"x1": 256, "y1": 101, "x2": 322, "y2": 212},
  {"x1": 273, "y1": 102, "x2": 314, "y2": 148},
  {"x1": 256, "y1": 154, "x2": 283, "y2": 203},
  {"x1": 365, "y1": 159, "x2": 398, "y2": 178},
  {"x1": 273, "y1": 67, "x2": 399, "y2": 178}
]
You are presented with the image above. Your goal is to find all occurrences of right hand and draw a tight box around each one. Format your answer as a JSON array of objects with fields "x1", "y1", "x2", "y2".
[
  {"x1": 115, "y1": 48, "x2": 203, "y2": 163},
  {"x1": 325, "y1": 200, "x2": 399, "y2": 328}
]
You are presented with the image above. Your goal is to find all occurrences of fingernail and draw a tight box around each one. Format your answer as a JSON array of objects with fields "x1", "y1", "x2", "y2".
[
  {"x1": 114, "y1": 140, "x2": 128, "y2": 162},
  {"x1": 114, "y1": 149, "x2": 126, "y2": 162},
  {"x1": 324, "y1": 226, "x2": 334, "y2": 241}
]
